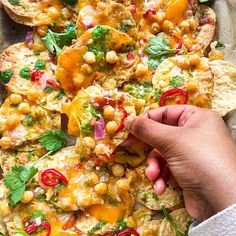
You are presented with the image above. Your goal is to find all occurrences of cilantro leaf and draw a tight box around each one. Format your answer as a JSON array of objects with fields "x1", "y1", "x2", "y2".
[
  {"x1": 215, "y1": 41, "x2": 225, "y2": 49},
  {"x1": 145, "y1": 34, "x2": 176, "y2": 70},
  {"x1": 169, "y1": 76, "x2": 184, "y2": 88},
  {"x1": 39, "y1": 130, "x2": 67, "y2": 153},
  {"x1": 0, "y1": 69, "x2": 14, "y2": 84},
  {"x1": 115, "y1": 219, "x2": 129, "y2": 232},
  {"x1": 42, "y1": 23, "x2": 76, "y2": 58},
  {"x1": 4, "y1": 166, "x2": 38, "y2": 206},
  {"x1": 88, "y1": 221, "x2": 107, "y2": 235},
  {"x1": 16, "y1": 228, "x2": 30, "y2": 236},
  {"x1": 8, "y1": 0, "x2": 20, "y2": 5}
]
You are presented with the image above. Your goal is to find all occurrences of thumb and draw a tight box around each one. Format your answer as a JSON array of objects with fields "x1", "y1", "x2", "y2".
[{"x1": 124, "y1": 116, "x2": 181, "y2": 152}]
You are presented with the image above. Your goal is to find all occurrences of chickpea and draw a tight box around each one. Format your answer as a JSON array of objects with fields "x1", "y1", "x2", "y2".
[
  {"x1": 135, "y1": 63, "x2": 148, "y2": 77},
  {"x1": 187, "y1": 81, "x2": 197, "y2": 92},
  {"x1": 89, "y1": 172, "x2": 99, "y2": 185},
  {"x1": 116, "y1": 178, "x2": 131, "y2": 192},
  {"x1": 106, "y1": 121, "x2": 118, "y2": 134},
  {"x1": 34, "y1": 107, "x2": 45, "y2": 118},
  {"x1": 162, "y1": 20, "x2": 174, "y2": 32},
  {"x1": 19, "y1": 102, "x2": 31, "y2": 114},
  {"x1": 151, "y1": 22, "x2": 161, "y2": 35},
  {"x1": 94, "y1": 143, "x2": 110, "y2": 156},
  {"x1": 73, "y1": 74, "x2": 85, "y2": 87},
  {"x1": 21, "y1": 191, "x2": 34, "y2": 203},
  {"x1": 27, "y1": 89, "x2": 39, "y2": 102},
  {"x1": 9, "y1": 94, "x2": 22, "y2": 104},
  {"x1": 37, "y1": 25, "x2": 48, "y2": 37},
  {"x1": 183, "y1": 38, "x2": 193, "y2": 49},
  {"x1": 1, "y1": 206, "x2": 12, "y2": 216},
  {"x1": 179, "y1": 20, "x2": 190, "y2": 32},
  {"x1": 105, "y1": 51, "x2": 119, "y2": 64},
  {"x1": 159, "y1": 80, "x2": 168, "y2": 88},
  {"x1": 77, "y1": 192, "x2": 92, "y2": 207},
  {"x1": 82, "y1": 137, "x2": 95, "y2": 149},
  {"x1": 155, "y1": 12, "x2": 166, "y2": 24},
  {"x1": 103, "y1": 77, "x2": 117, "y2": 90},
  {"x1": 189, "y1": 54, "x2": 201, "y2": 67},
  {"x1": 189, "y1": 18, "x2": 199, "y2": 31},
  {"x1": 0, "y1": 137, "x2": 11, "y2": 149},
  {"x1": 47, "y1": 7, "x2": 60, "y2": 20},
  {"x1": 94, "y1": 183, "x2": 107, "y2": 195},
  {"x1": 134, "y1": 98, "x2": 146, "y2": 111},
  {"x1": 6, "y1": 114, "x2": 21, "y2": 130},
  {"x1": 103, "y1": 106, "x2": 115, "y2": 120},
  {"x1": 81, "y1": 63, "x2": 93, "y2": 74},
  {"x1": 111, "y1": 164, "x2": 125, "y2": 177},
  {"x1": 83, "y1": 52, "x2": 96, "y2": 64}
]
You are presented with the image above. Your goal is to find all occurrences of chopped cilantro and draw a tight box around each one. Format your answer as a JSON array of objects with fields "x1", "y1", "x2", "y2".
[
  {"x1": 145, "y1": 34, "x2": 176, "y2": 70},
  {"x1": 62, "y1": 0, "x2": 77, "y2": 4},
  {"x1": 44, "y1": 86, "x2": 54, "y2": 93},
  {"x1": 123, "y1": 81, "x2": 153, "y2": 99},
  {"x1": 8, "y1": 0, "x2": 20, "y2": 5},
  {"x1": 16, "y1": 229, "x2": 30, "y2": 236},
  {"x1": 55, "y1": 89, "x2": 65, "y2": 100},
  {"x1": 88, "y1": 221, "x2": 107, "y2": 235},
  {"x1": 19, "y1": 67, "x2": 31, "y2": 80},
  {"x1": 4, "y1": 165, "x2": 38, "y2": 206},
  {"x1": 30, "y1": 210, "x2": 46, "y2": 221},
  {"x1": 152, "y1": 192, "x2": 159, "y2": 201},
  {"x1": 153, "y1": 89, "x2": 162, "y2": 102},
  {"x1": 117, "y1": 24, "x2": 131, "y2": 33},
  {"x1": 42, "y1": 23, "x2": 76, "y2": 58},
  {"x1": 92, "y1": 26, "x2": 109, "y2": 41},
  {"x1": 0, "y1": 69, "x2": 14, "y2": 84},
  {"x1": 169, "y1": 76, "x2": 184, "y2": 88},
  {"x1": 36, "y1": 194, "x2": 46, "y2": 201},
  {"x1": 215, "y1": 41, "x2": 225, "y2": 49},
  {"x1": 33, "y1": 51, "x2": 40, "y2": 56},
  {"x1": 141, "y1": 192, "x2": 148, "y2": 203},
  {"x1": 22, "y1": 114, "x2": 35, "y2": 126},
  {"x1": 55, "y1": 182, "x2": 66, "y2": 191},
  {"x1": 11, "y1": 103, "x2": 20, "y2": 108},
  {"x1": 34, "y1": 60, "x2": 46, "y2": 70},
  {"x1": 115, "y1": 219, "x2": 129, "y2": 232}
]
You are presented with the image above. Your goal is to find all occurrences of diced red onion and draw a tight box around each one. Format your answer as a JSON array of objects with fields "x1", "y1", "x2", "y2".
[
  {"x1": 94, "y1": 117, "x2": 106, "y2": 140},
  {"x1": 25, "y1": 31, "x2": 33, "y2": 44}
]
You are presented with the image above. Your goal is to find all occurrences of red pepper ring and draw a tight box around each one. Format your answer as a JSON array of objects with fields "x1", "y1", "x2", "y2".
[
  {"x1": 25, "y1": 221, "x2": 37, "y2": 234},
  {"x1": 41, "y1": 168, "x2": 69, "y2": 187},
  {"x1": 117, "y1": 228, "x2": 140, "y2": 236},
  {"x1": 170, "y1": 34, "x2": 183, "y2": 51},
  {"x1": 25, "y1": 221, "x2": 51, "y2": 236},
  {"x1": 115, "y1": 106, "x2": 128, "y2": 133},
  {"x1": 159, "y1": 88, "x2": 188, "y2": 107},
  {"x1": 41, "y1": 221, "x2": 51, "y2": 236}
]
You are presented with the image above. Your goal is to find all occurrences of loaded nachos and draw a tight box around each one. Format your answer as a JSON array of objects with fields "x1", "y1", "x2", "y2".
[{"x1": 0, "y1": 0, "x2": 236, "y2": 235}]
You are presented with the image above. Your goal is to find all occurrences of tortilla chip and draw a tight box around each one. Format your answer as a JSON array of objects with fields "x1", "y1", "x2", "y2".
[
  {"x1": 56, "y1": 26, "x2": 139, "y2": 95},
  {"x1": 209, "y1": 60, "x2": 236, "y2": 116},
  {"x1": 159, "y1": 208, "x2": 192, "y2": 236}
]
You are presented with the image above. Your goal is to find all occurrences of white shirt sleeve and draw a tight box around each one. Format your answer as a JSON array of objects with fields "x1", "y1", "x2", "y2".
[{"x1": 189, "y1": 204, "x2": 236, "y2": 236}]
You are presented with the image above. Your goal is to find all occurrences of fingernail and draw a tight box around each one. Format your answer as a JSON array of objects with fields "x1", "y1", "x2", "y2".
[{"x1": 124, "y1": 116, "x2": 135, "y2": 130}]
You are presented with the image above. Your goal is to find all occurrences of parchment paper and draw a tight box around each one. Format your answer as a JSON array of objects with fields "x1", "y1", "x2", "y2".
[{"x1": 0, "y1": 1, "x2": 236, "y2": 141}]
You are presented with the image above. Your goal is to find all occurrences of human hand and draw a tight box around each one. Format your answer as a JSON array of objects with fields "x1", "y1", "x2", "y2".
[{"x1": 124, "y1": 105, "x2": 236, "y2": 220}]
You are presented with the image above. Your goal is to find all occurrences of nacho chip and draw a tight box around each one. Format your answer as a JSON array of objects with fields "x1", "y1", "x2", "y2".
[
  {"x1": 77, "y1": 1, "x2": 137, "y2": 38},
  {"x1": 0, "y1": 43, "x2": 69, "y2": 112},
  {"x1": 152, "y1": 55, "x2": 213, "y2": 108},
  {"x1": 63, "y1": 85, "x2": 136, "y2": 159},
  {"x1": 159, "y1": 208, "x2": 192, "y2": 236},
  {"x1": 209, "y1": 60, "x2": 236, "y2": 116},
  {"x1": 56, "y1": 26, "x2": 139, "y2": 95},
  {"x1": 133, "y1": 166, "x2": 182, "y2": 210},
  {"x1": 1, "y1": 0, "x2": 76, "y2": 27}
]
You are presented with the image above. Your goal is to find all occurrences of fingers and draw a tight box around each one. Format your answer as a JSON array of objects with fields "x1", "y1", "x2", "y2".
[
  {"x1": 146, "y1": 149, "x2": 161, "y2": 181},
  {"x1": 153, "y1": 177, "x2": 166, "y2": 195},
  {"x1": 124, "y1": 115, "x2": 179, "y2": 150},
  {"x1": 147, "y1": 105, "x2": 198, "y2": 127},
  {"x1": 121, "y1": 134, "x2": 139, "y2": 147}
]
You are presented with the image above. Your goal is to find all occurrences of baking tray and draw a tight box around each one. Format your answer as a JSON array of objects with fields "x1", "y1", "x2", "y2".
[{"x1": 0, "y1": 1, "x2": 236, "y2": 142}]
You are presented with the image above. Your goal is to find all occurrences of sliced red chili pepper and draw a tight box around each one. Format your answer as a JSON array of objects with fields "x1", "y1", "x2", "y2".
[
  {"x1": 115, "y1": 106, "x2": 128, "y2": 133},
  {"x1": 117, "y1": 228, "x2": 140, "y2": 236},
  {"x1": 170, "y1": 34, "x2": 183, "y2": 51},
  {"x1": 159, "y1": 88, "x2": 188, "y2": 107},
  {"x1": 90, "y1": 117, "x2": 97, "y2": 127},
  {"x1": 30, "y1": 69, "x2": 44, "y2": 81},
  {"x1": 129, "y1": 5, "x2": 137, "y2": 14},
  {"x1": 75, "y1": 163, "x2": 83, "y2": 170},
  {"x1": 46, "y1": 79, "x2": 60, "y2": 91},
  {"x1": 49, "y1": 53, "x2": 56, "y2": 64},
  {"x1": 25, "y1": 221, "x2": 37, "y2": 234},
  {"x1": 80, "y1": 20, "x2": 94, "y2": 29},
  {"x1": 127, "y1": 52, "x2": 135, "y2": 61},
  {"x1": 143, "y1": 8, "x2": 156, "y2": 18},
  {"x1": 41, "y1": 168, "x2": 69, "y2": 187},
  {"x1": 41, "y1": 221, "x2": 51, "y2": 236},
  {"x1": 94, "y1": 159, "x2": 102, "y2": 166}
]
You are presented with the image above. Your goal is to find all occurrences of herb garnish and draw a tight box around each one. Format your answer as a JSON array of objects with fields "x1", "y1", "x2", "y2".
[
  {"x1": 34, "y1": 60, "x2": 46, "y2": 70},
  {"x1": 88, "y1": 221, "x2": 107, "y2": 235},
  {"x1": 0, "y1": 69, "x2": 14, "y2": 84},
  {"x1": 169, "y1": 76, "x2": 184, "y2": 88},
  {"x1": 4, "y1": 165, "x2": 38, "y2": 206},
  {"x1": 19, "y1": 67, "x2": 31, "y2": 80}
]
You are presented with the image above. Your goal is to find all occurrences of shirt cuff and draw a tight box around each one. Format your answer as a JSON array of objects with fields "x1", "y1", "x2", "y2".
[{"x1": 189, "y1": 204, "x2": 236, "y2": 236}]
